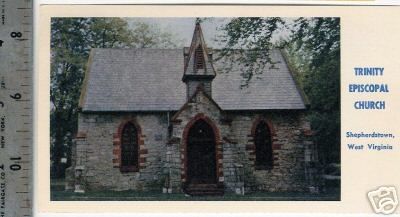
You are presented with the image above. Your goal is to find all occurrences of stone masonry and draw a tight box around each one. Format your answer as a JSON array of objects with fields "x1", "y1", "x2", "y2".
[{"x1": 67, "y1": 88, "x2": 315, "y2": 194}]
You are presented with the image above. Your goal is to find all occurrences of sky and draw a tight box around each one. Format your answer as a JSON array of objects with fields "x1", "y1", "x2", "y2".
[
  {"x1": 126, "y1": 18, "x2": 231, "y2": 48},
  {"x1": 126, "y1": 17, "x2": 292, "y2": 49}
]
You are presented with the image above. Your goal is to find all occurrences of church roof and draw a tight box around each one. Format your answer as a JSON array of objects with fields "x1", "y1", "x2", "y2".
[{"x1": 79, "y1": 48, "x2": 307, "y2": 112}]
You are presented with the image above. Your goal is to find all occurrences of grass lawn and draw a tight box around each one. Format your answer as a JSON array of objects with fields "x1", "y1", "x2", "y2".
[
  {"x1": 51, "y1": 179, "x2": 340, "y2": 201},
  {"x1": 51, "y1": 191, "x2": 340, "y2": 201}
]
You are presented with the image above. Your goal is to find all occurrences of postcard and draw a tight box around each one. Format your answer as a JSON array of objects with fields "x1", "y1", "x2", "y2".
[{"x1": 35, "y1": 3, "x2": 400, "y2": 216}]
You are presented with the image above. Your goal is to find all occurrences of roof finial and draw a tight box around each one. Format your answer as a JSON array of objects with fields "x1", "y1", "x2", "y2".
[{"x1": 195, "y1": 18, "x2": 202, "y2": 25}]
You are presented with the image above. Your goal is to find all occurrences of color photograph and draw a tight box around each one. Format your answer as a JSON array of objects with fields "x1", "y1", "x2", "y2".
[{"x1": 49, "y1": 17, "x2": 340, "y2": 201}]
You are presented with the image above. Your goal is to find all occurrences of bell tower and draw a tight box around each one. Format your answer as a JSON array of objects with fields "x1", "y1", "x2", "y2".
[{"x1": 182, "y1": 21, "x2": 216, "y2": 100}]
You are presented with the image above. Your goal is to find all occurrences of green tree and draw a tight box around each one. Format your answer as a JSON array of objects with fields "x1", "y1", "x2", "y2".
[
  {"x1": 130, "y1": 22, "x2": 180, "y2": 48},
  {"x1": 287, "y1": 18, "x2": 340, "y2": 165},
  {"x1": 50, "y1": 18, "x2": 178, "y2": 178},
  {"x1": 218, "y1": 17, "x2": 340, "y2": 165}
]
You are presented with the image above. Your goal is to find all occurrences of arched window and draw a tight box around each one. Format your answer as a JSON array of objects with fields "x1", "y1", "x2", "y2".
[
  {"x1": 194, "y1": 46, "x2": 205, "y2": 69},
  {"x1": 254, "y1": 121, "x2": 273, "y2": 169},
  {"x1": 120, "y1": 122, "x2": 138, "y2": 172}
]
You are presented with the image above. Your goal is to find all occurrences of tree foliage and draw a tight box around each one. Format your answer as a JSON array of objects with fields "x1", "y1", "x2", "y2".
[
  {"x1": 289, "y1": 18, "x2": 340, "y2": 164},
  {"x1": 50, "y1": 18, "x2": 178, "y2": 178},
  {"x1": 130, "y1": 22, "x2": 180, "y2": 48},
  {"x1": 214, "y1": 18, "x2": 285, "y2": 86},
  {"x1": 219, "y1": 17, "x2": 340, "y2": 164}
]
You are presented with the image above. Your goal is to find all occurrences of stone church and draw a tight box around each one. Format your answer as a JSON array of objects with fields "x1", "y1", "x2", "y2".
[{"x1": 66, "y1": 22, "x2": 316, "y2": 196}]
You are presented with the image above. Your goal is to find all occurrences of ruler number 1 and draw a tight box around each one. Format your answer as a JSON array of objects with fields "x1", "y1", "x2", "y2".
[
  {"x1": 10, "y1": 157, "x2": 22, "y2": 171},
  {"x1": 0, "y1": 40, "x2": 3, "y2": 47},
  {"x1": 0, "y1": 158, "x2": 22, "y2": 171}
]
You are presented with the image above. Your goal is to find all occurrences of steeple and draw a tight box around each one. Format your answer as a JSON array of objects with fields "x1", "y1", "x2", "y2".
[{"x1": 183, "y1": 20, "x2": 216, "y2": 100}]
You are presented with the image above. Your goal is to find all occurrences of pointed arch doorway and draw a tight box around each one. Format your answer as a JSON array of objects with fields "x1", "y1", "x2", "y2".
[{"x1": 186, "y1": 119, "x2": 217, "y2": 185}]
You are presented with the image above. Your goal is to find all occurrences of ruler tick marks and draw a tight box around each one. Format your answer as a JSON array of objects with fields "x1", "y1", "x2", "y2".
[{"x1": 2, "y1": 1, "x2": 33, "y2": 216}]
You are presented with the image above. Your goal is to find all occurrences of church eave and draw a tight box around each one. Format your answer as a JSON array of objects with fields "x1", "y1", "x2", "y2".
[
  {"x1": 80, "y1": 109, "x2": 179, "y2": 114},
  {"x1": 182, "y1": 74, "x2": 216, "y2": 82}
]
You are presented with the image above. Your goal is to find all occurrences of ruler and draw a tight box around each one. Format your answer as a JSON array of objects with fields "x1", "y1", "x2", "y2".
[{"x1": 0, "y1": 0, "x2": 33, "y2": 217}]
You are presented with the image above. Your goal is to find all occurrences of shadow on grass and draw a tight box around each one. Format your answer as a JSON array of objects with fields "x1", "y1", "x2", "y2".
[
  {"x1": 51, "y1": 179, "x2": 340, "y2": 201},
  {"x1": 51, "y1": 189, "x2": 340, "y2": 201}
]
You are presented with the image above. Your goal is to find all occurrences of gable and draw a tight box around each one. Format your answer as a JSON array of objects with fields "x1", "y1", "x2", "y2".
[
  {"x1": 80, "y1": 48, "x2": 306, "y2": 112},
  {"x1": 171, "y1": 87, "x2": 222, "y2": 121}
]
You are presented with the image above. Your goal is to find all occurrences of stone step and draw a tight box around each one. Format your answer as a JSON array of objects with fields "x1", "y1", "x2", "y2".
[
  {"x1": 187, "y1": 183, "x2": 218, "y2": 188},
  {"x1": 185, "y1": 184, "x2": 224, "y2": 196},
  {"x1": 186, "y1": 191, "x2": 224, "y2": 196}
]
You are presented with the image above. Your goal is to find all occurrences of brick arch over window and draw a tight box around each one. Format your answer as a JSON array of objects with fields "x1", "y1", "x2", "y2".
[
  {"x1": 247, "y1": 116, "x2": 279, "y2": 170},
  {"x1": 113, "y1": 119, "x2": 146, "y2": 172},
  {"x1": 181, "y1": 113, "x2": 223, "y2": 184}
]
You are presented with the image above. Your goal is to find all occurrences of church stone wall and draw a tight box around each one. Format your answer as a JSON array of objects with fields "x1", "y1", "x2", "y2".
[
  {"x1": 74, "y1": 112, "x2": 169, "y2": 191},
  {"x1": 168, "y1": 90, "x2": 312, "y2": 193},
  {"x1": 70, "y1": 92, "x2": 313, "y2": 194},
  {"x1": 71, "y1": 109, "x2": 312, "y2": 193},
  {"x1": 228, "y1": 112, "x2": 311, "y2": 193},
  {"x1": 168, "y1": 91, "x2": 227, "y2": 192}
]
